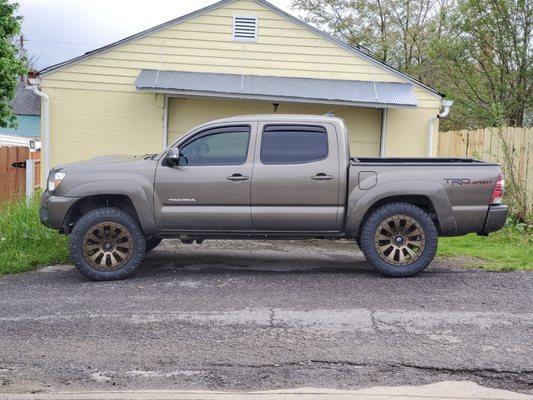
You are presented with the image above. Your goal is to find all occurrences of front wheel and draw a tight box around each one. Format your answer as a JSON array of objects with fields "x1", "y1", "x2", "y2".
[
  {"x1": 69, "y1": 207, "x2": 146, "y2": 281},
  {"x1": 360, "y1": 202, "x2": 438, "y2": 277}
]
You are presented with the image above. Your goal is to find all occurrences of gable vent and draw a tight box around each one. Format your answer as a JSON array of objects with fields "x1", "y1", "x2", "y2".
[{"x1": 233, "y1": 16, "x2": 258, "y2": 41}]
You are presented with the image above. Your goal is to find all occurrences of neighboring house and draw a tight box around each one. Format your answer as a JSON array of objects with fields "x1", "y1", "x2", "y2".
[
  {"x1": 0, "y1": 82, "x2": 41, "y2": 141},
  {"x1": 37, "y1": 0, "x2": 447, "y2": 171}
]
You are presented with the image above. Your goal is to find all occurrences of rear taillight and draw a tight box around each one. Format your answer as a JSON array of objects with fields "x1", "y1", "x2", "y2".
[{"x1": 490, "y1": 173, "x2": 505, "y2": 205}]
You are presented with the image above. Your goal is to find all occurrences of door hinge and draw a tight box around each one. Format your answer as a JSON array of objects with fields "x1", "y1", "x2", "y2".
[{"x1": 11, "y1": 161, "x2": 27, "y2": 169}]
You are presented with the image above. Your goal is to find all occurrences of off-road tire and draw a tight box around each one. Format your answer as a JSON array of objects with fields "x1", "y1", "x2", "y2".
[
  {"x1": 360, "y1": 202, "x2": 438, "y2": 277},
  {"x1": 145, "y1": 236, "x2": 163, "y2": 253},
  {"x1": 69, "y1": 207, "x2": 146, "y2": 281}
]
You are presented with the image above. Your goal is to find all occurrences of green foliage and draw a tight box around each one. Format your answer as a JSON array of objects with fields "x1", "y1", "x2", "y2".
[
  {"x1": 429, "y1": 0, "x2": 532, "y2": 130},
  {"x1": 0, "y1": 0, "x2": 27, "y2": 128},
  {"x1": 438, "y1": 223, "x2": 532, "y2": 270},
  {"x1": 291, "y1": 0, "x2": 443, "y2": 80},
  {"x1": 291, "y1": 0, "x2": 532, "y2": 130},
  {"x1": 0, "y1": 195, "x2": 69, "y2": 276}
]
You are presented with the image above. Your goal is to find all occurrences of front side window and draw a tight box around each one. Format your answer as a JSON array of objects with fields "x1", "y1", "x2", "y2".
[
  {"x1": 260, "y1": 125, "x2": 328, "y2": 164},
  {"x1": 179, "y1": 126, "x2": 251, "y2": 166}
]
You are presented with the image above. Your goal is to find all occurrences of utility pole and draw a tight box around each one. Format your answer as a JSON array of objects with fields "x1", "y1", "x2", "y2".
[{"x1": 19, "y1": 34, "x2": 26, "y2": 81}]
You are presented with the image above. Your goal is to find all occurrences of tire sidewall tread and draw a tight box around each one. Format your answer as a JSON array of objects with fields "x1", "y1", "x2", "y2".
[
  {"x1": 69, "y1": 207, "x2": 146, "y2": 281},
  {"x1": 360, "y1": 202, "x2": 438, "y2": 277}
]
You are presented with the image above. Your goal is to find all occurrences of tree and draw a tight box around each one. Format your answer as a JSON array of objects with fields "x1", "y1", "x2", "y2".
[
  {"x1": 291, "y1": 0, "x2": 448, "y2": 80},
  {"x1": 291, "y1": 0, "x2": 532, "y2": 130},
  {"x1": 0, "y1": 0, "x2": 27, "y2": 128},
  {"x1": 429, "y1": 0, "x2": 532, "y2": 129}
]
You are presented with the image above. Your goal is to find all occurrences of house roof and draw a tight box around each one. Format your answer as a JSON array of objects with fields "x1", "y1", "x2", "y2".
[
  {"x1": 11, "y1": 82, "x2": 41, "y2": 116},
  {"x1": 136, "y1": 70, "x2": 418, "y2": 108},
  {"x1": 38, "y1": 0, "x2": 442, "y2": 98},
  {"x1": 0, "y1": 115, "x2": 41, "y2": 139}
]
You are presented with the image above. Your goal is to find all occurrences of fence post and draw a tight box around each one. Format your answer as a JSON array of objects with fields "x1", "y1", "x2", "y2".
[{"x1": 25, "y1": 158, "x2": 35, "y2": 204}]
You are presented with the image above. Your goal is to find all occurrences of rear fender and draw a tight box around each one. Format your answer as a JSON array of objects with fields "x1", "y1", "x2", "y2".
[{"x1": 345, "y1": 181, "x2": 456, "y2": 236}]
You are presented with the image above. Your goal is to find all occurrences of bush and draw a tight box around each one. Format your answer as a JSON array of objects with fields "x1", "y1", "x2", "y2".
[{"x1": 0, "y1": 194, "x2": 69, "y2": 275}]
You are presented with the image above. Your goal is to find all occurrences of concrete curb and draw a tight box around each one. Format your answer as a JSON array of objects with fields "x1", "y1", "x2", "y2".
[{"x1": 1, "y1": 381, "x2": 532, "y2": 400}]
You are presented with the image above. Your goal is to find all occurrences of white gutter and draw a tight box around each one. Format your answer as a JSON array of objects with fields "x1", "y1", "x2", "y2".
[
  {"x1": 427, "y1": 99, "x2": 453, "y2": 157},
  {"x1": 27, "y1": 78, "x2": 50, "y2": 178},
  {"x1": 0, "y1": 133, "x2": 40, "y2": 150}
]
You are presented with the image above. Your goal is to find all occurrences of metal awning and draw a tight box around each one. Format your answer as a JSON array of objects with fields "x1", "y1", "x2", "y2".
[{"x1": 135, "y1": 70, "x2": 418, "y2": 108}]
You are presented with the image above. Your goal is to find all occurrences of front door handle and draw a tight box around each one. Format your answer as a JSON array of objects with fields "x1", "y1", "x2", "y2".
[
  {"x1": 311, "y1": 173, "x2": 334, "y2": 181},
  {"x1": 227, "y1": 173, "x2": 249, "y2": 181}
]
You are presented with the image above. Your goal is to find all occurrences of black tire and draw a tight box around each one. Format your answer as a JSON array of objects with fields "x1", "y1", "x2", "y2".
[
  {"x1": 360, "y1": 202, "x2": 438, "y2": 277},
  {"x1": 145, "y1": 236, "x2": 163, "y2": 253},
  {"x1": 69, "y1": 207, "x2": 146, "y2": 281}
]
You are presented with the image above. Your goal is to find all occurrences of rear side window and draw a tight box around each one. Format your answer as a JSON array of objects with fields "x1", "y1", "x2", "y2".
[{"x1": 260, "y1": 125, "x2": 328, "y2": 164}]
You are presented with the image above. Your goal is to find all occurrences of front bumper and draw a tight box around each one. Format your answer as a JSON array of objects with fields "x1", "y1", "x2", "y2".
[
  {"x1": 481, "y1": 205, "x2": 508, "y2": 234},
  {"x1": 39, "y1": 191, "x2": 80, "y2": 231}
]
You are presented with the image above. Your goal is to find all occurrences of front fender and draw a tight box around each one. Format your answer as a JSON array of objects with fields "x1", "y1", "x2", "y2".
[
  {"x1": 64, "y1": 180, "x2": 157, "y2": 236},
  {"x1": 345, "y1": 180, "x2": 457, "y2": 236}
]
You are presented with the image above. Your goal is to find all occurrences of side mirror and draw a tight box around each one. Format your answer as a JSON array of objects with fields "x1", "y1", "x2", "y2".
[{"x1": 165, "y1": 147, "x2": 180, "y2": 166}]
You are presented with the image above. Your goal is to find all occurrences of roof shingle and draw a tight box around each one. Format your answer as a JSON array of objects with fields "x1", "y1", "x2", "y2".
[{"x1": 11, "y1": 82, "x2": 41, "y2": 116}]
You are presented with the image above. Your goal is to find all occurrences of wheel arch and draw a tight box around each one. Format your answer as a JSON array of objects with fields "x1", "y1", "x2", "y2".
[
  {"x1": 61, "y1": 181, "x2": 157, "y2": 236},
  {"x1": 345, "y1": 181, "x2": 456, "y2": 238},
  {"x1": 357, "y1": 195, "x2": 439, "y2": 238}
]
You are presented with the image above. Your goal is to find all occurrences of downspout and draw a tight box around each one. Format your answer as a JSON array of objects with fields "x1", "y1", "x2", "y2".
[
  {"x1": 427, "y1": 99, "x2": 453, "y2": 157},
  {"x1": 380, "y1": 108, "x2": 388, "y2": 157},
  {"x1": 28, "y1": 77, "x2": 50, "y2": 180},
  {"x1": 162, "y1": 95, "x2": 169, "y2": 149}
]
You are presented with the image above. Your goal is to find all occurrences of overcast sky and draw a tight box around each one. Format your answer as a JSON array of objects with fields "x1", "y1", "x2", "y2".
[{"x1": 17, "y1": 0, "x2": 293, "y2": 70}]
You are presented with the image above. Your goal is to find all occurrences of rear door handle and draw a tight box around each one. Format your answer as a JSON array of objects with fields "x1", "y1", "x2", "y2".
[
  {"x1": 311, "y1": 173, "x2": 334, "y2": 181},
  {"x1": 227, "y1": 173, "x2": 249, "y2": 181}
]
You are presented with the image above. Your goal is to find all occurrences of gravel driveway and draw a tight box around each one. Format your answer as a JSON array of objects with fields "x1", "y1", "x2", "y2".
[{"x1": 0, "y1": 239, "x2": 532, "y2": 395}]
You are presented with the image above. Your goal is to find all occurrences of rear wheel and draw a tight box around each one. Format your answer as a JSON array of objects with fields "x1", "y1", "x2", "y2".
[
  {"x1": 360, "y1": 202, "x2": 437, "y2": 277},
  {"x1": 69, "y1": 207, "x2": 146, "y2": 281}
]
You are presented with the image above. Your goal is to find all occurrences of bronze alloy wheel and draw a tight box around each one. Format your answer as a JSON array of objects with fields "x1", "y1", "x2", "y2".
[
  {"x1": 374, "y1": 215, "x2": 426, "y2": 267},
  {"x1": 82, "y1": 222, "x2": 133, "y2": 271}
]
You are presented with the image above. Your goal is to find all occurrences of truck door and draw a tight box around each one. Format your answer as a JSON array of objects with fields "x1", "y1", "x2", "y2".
[
  {"x1": 251, "y1": 123, "x2": 340, "y2": 231},
  {"x1": 154, "y1": 124, "x2": 255, "y2": 231}
]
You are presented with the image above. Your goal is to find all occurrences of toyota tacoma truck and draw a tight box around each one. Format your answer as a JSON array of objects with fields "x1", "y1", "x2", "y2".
[{"x1": 40, "y1": 115, "x2": 507, "y2": 280}]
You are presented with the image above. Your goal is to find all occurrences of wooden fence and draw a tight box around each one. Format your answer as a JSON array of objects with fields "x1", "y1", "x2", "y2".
[
  {"x1": 0, "y1": 146, "x2": 41, "y2": 204},
  {"x1": 437, "y1": 127, "x2": 533, "y2": 209}
]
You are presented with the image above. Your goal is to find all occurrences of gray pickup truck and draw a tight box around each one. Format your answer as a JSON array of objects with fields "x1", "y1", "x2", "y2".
[{"x1": 40, "y1": 114, "x2": 507, "y2": 280}]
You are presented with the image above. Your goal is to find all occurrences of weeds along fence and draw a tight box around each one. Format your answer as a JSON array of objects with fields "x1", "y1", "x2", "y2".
[
  {"x1": 0, "y1": 146, "x2": 41, "y2": 205},
  {"x1": 437, "y1": 127, "x2": 532, "y2": 218}
]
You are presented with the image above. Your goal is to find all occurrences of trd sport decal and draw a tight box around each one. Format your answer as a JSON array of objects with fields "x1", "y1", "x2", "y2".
[{"x1": 443, "y1": 178, "x2": 493, "y2": 186}]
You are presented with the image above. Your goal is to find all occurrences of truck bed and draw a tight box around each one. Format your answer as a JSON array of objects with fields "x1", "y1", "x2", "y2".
[{"x1": 352, "y1": 157, "x2": 493, "y2": 164}]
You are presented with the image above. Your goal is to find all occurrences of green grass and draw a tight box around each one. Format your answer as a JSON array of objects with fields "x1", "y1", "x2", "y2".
[
  {"x1": 0, "y1": 195, "x2": 69, "y2": 276},
  {"x1": 438, "y1": 224, "x2": 532, "y2": 271}
]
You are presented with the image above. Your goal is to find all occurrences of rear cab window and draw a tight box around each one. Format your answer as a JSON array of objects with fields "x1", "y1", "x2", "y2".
[{"x1": 260, "y1": 125, "x2": 328, "y2": 164}]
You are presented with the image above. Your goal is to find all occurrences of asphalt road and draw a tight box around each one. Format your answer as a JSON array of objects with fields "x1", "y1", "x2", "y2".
[{"x1": 0, "y1": 239, "x2": 532, "y2": 395}]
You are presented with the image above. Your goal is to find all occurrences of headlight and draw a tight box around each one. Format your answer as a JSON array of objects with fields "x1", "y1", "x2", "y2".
[{"x1": 48, "y1": 172, "x2": 66, "y2": 192}]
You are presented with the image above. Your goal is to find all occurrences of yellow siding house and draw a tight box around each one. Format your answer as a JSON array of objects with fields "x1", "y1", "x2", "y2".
[{"x1": 37, "y1": 0, "x2": 447, "y2": 179}]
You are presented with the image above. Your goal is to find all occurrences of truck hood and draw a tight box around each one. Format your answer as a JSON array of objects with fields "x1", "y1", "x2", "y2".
[{"x1": 54, "y1": 154, "x2": 156, "y2": 172}]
